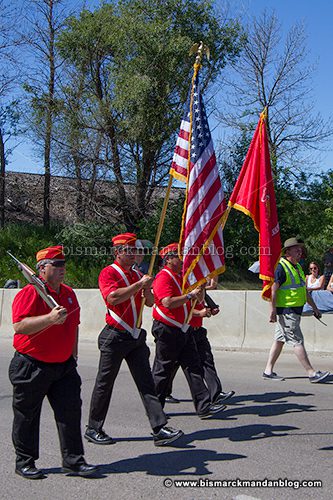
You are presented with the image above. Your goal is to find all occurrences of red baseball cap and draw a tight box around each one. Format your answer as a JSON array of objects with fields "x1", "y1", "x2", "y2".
[
  {"x1": 159, "y1": 243, "x2": 179, "y2": 258},
  {"x1": 112, "y1": 233, "x2": 137, "y2": 247},
  {"x1": 36, "y1": 245, "x2": 65, "y2": 262}
]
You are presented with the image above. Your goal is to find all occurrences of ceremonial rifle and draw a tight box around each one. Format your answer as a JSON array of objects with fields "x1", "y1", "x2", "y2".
[
  {"x1": 204, "y1": 291, "x2": 219, "y2": 311},
  {"x1": 7, "y1": 251, "x2": 59, "y2": 309}
]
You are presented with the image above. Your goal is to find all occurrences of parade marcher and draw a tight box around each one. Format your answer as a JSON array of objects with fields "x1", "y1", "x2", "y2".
[
  {"x1": 190, "y1": 300, "x2": 235, "y2": 404},
  {"x1": 151, "y1": 243, "x2": 227, "y2": 419},
  {"x1": 133, "y1": 239, "x2": 150, "y2": 274},
  {"x1": 9, "y1": 245, "x2": 97, "y2": 479},
  {"x1": 263, "y1": 237, "x2": 330, "y2": 383},
  {"x1": 85, "y1": 233, "x2": 183, "y2": 447},
  {"x1": 163, "y1": 297, "x2": 235, "y2": 405}
]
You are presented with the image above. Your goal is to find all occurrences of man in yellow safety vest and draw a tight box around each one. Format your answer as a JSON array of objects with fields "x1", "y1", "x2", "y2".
[{"x1": 263, "y1": 237, "x2": 330, "y2": 383}]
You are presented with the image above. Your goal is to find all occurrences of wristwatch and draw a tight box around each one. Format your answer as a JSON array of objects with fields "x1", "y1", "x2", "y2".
[{"x1": 186, "y1": 293, "x2": 193, "y2": 301}]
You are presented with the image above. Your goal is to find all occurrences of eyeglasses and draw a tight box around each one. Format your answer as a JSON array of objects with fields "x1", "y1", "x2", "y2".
[{"x1": 49, "y1": 261, "x2": 66, "y2": 268}]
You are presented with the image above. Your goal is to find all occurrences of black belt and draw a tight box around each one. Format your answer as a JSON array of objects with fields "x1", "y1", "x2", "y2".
[
  {"x1": 15, "y1": 351, "x2": 72, "y2": 365},
  {"x1": 106, "y1": 325, "x2": 132, "y2": 334},
  {"x1": 15, "y1": 351, "x2": 37, "y2": 362}
]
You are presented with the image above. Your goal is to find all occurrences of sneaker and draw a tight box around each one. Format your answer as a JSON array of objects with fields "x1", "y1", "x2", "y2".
[
  {"x1": 84, "y1": 427, "x2": 115, "y2": 445},
  {"x1": 199, "y1": 402, "x2": 227, "y2": 420},
  {"x1": 213, "y1": 391, "x2": 235, "y2": 404},
  {"x1": 309, "y1": 371, "x2": 330, "y2": 383},
  {"x1": 165, "y1": 395, "x2": 180, "y2": 404},
  {"x1": 152, "y1": 426, "x2": 184, "y2": 446},
  {"x1": 262, "y1": 372, "x2": 285, "y2": 381}
]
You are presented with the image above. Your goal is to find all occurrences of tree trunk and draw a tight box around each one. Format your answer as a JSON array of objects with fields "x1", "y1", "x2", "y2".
[
  {"x1": 0, "y1": 128, "x2": 5, "y2": 228},
  {"x1": 93, "y1": 64, "x2": 133, "y2": 229},
  {"x1": 43, "y1": 0, "x2": 55, "y2": 228},
  {"x1": 73, "y1": 155, "x2": 84, "y2": 221},
  {"x1": 43, "y1": 131, "x2": 51, "y2": 227}
]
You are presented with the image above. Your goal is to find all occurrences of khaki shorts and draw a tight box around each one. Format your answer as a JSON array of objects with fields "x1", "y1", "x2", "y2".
[{"x1": 274, "y1": 312, "x2": 304, "y2": 346}]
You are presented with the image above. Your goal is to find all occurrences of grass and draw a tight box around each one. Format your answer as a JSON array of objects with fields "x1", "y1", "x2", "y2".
[{"x1": 1, "y1": 223, "x2": 264, "y2": 289}]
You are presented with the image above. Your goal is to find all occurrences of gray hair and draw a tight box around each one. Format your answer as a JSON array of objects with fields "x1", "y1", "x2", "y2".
[{"x1": 36, "y1": 259, "x2": 54, "y2": 270}]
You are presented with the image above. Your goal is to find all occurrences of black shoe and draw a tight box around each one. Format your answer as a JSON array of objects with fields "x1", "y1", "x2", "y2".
[
  {"x1": 213, "y1": 391, "x2": 235, "y2": 404},
  {"x1": 15, "y1": 465, "x2": 45, "y2": 480},
  {"x1": 199, "y1": 402, "x2": 227, "y2": 420},
  {"x1": 152, "y1": 426, "x2": 184, "y2": 446},
  {"x1": 62, "y1": 462, "x2": 98, "y2": 477},
  {"x1": 84, "y1": 427, "x2": 115, "y2": 445},
  {"x1": 165, "y1": 395, "x2": 180, "y2": 404}
]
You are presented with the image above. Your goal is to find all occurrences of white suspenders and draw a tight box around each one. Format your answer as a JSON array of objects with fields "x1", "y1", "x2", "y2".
[
  {"x1": 107, "y1": 263, "x2": 141, "y2": 339},
  {"x1": 153, "y1": 268, "x2": 190, "y2": 332}
]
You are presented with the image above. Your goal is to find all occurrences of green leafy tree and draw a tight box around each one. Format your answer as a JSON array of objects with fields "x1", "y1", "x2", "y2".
[{"x1": 57, "y1": 0, "x2": 244, "y2": 230}]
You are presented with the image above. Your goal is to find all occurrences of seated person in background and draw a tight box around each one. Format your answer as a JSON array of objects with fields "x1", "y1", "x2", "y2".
[
  {"x1": 323, "y1": 247, "x2": 333, "y2": 288},
  {"x1": 306, "y1": 262, "x2": 325, "y2": 291},
  {"x1": 326, "y1": 273, "x2": 333, "y2": 292},
  {"x1": 4, "y1": 279, "x2": 20, "y2": 289}
]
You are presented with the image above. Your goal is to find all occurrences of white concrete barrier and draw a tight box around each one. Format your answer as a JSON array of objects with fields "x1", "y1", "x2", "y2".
[{"x1": 1, "y1": 289, "x2": 332, "y2": 352}]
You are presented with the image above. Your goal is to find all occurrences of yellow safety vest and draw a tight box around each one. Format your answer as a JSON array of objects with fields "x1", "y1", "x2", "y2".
[{"x1": 276, "y1": 258, "x2": 307, "y2": 308}]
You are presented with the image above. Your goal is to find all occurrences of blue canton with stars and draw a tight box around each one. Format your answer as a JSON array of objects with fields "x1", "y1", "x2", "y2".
[{"x1": 182, "y1": 75, "x2": 212, "y2": 163}]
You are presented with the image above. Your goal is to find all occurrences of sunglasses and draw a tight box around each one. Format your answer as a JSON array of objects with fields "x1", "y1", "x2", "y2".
[
  {"x1": 309, "y1": 267, "x2": 317, "y2": 270},
  {"x1": 49, "y1": 261, "x2": 66, "y2": 268}
]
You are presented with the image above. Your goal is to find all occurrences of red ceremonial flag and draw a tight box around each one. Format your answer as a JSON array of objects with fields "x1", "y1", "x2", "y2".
[
  {"x1": 228, "y1": 109, "x2": 281, "y2": 300},
  {"x1": 175, "y1": 67, "x2": 227, "y2": 293}
]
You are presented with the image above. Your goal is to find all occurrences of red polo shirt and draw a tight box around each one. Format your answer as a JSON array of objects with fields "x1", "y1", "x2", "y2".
[
  {"x1": 99, "y1": 263, "x2": 142, "y2": 329},
  {"x1": 190, "y1": 302, "x2": 204, "y2": 328},
  {"x1": 152, "y1": 266, "x2": 191, "y2": 326},
  {"x1": 12, "y1": 283, "x2": 80, "y2": 363}
]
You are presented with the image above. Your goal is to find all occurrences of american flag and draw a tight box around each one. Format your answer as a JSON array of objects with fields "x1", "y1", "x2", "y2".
[{"x1": 170, "y1": 72, "x2": 227, "y2": 292}]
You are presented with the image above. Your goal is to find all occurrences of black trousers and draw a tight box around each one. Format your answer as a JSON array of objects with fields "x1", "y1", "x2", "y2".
[
  {"x1": 8, "y1": 352, "x2": 84, "y2": 469},
  {"x1": 165, "y1": 327, "x2": 222, "y2": 403},
  {"x1": 193, "y1": 327, "x2": 222, "y2": 402},
  {"x1": 88, "y1": 326, "x2": 167, "y2": 432},
  {"x1": 151, "y1": 320, "x2": 211, "y2": 415}
]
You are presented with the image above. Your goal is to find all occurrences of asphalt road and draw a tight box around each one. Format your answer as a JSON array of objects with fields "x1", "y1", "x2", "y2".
[{"x1": 0, "y1": 337, "x2": 332, "y2": 500}]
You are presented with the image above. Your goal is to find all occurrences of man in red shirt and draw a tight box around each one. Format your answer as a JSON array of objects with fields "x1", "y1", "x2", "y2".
[
  {"x1": 9, "y1": 246, "x2": 97, "y2": 479},
  {"x1": 151, "y1": 243, "x2": 227, "y2": 419},
  {"x1": 190, "y1": 299, "x2": 235, "y2": 405},
  {"x1": 164, "y1": 280, "x2": 235, "y2": 405},
  {"x1": 85, "y1": 233, "x2": 183, "y2": 447}
]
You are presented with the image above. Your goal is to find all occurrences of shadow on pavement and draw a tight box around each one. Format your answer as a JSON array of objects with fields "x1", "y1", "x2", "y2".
[
  {"x1": 228, "y1": 391, "x2": 314, "y2": 404},
  {"x1": 41, "y1": 467, "x2": 107, "y2": 479},
  {"x1": 96, "y1": 449, "x2": 246, "y2": 476},
  {"x1": 33, "y1": 423, "x2": 301, "y2": 479},
  {"x1": 168, "y1": 391, "x2": 316, "y2": 420},
  {"x1": 115, "y1": 423, "x2": 299, "y2": 445},
  {"x1": 181, "y1": 423, "x2": 299, "y2": 444}
]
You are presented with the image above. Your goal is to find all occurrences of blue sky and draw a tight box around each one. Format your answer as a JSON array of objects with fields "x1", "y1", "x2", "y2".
[
  {"x1": 8, "y1": 0, "x2": 333, "y2": 174},
  {"x1": 225, "y1": 0, "x2": 333, "y2": 170}
]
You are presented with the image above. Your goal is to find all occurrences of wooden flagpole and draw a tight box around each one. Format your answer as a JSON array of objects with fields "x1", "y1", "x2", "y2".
[{"x1": 136, "y1": 174, "x2": 174, "y2": 327}]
